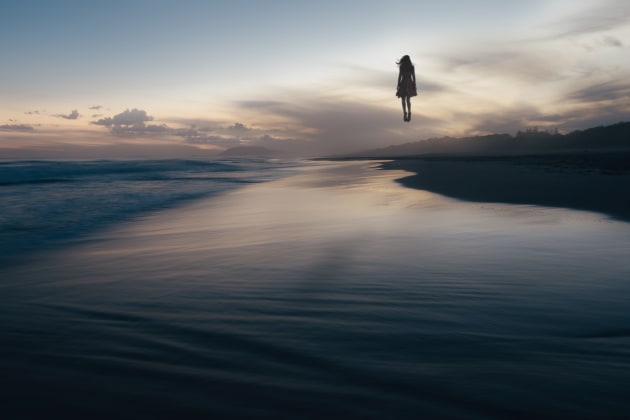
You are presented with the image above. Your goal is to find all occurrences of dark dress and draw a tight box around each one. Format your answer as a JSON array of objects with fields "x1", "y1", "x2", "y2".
[{"x1": 396, "y1": 65, "x2": 417, "y2": 98}]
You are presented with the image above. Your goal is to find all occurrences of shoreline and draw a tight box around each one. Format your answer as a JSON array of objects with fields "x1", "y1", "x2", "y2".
[
  {"x1": 377, "y1": 152, "x2": 630, "y2": 222},
  {"x1": 3, "y1": 159, "x2": 630, "y2": 418}
]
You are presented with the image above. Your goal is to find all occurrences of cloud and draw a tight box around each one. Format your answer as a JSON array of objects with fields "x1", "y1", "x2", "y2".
[
  {"x1": 233, "y1": 97, "x2": 444, "y2": 155},
  {"x1": 89, "y1": 105, "x2": 103, "y2": 110},
  {"x1": 92, "y1": 110, "x2": 253, "y2": 144},
  {"x1": 0, "y1": 124, "x2": 35, "y2": 131},
  {"x1": 347, "y1": 64, "x2": 451, "y2": 97},
  {"x1": 454, "y1": 77, "x2": 630, "y2": 135},
  {"x1": 298, "y1": 101, "x2": 441, "y2": 154},
  {"x1": 568, "y1": 80, "x2": 630, "y2": 104},
  {"x1": 25, "y1": 110, "x2": 43, "y2": 115},
  {"x1": 467, "y1": 105, "x2": 545, "y2": 134},
  {"x1": 226, "y1": 122, "x2": 250, "y2": 133},
  {"x1": 417, "y1": 78, "x2": 451, "y2": 94},
  {"x1": 92, "y1": 108, "x2": 172, "y2": 137},
  {"x1": 165, "y1": 116, "x2": 297, "y2": 150},
  {"x1": 602, "y1": 36, "x2": 623, "y2": 48},
  {"x1": 88, "y1": 60, "x2": 630, "y2": 156},
  {"x1": 539, "y1": 1, "x2": 630, "y2": 41},
  {"x1": 111, "y1": 123, "x2": 170, "y2": 137},
  {"x1": 256, "y1": 134, "x2": 275, "y2": 143},
  {"x1": 93, "y1": 108, "x2": 152, "y2": 127},
  {"x1": 416, "y1": 4, "x2": 630, "y2": 138},
  {"x1": 56, "y1": 109, "x2": 80, "y2": 120},
  {"x1": 179, "y1": 122, "x2": 280, "y2": 149},
  {"x1": 434, "y1": 48, "x2": 563, "y2": 84}
]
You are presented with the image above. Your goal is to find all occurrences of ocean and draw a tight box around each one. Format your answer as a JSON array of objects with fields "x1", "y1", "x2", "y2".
[
  {"x1": 1, "y1": 159, "x2": 630, "y2": 419},
  {"x1": 0, "y1": 159, "x2": 293, "y2": 267}
]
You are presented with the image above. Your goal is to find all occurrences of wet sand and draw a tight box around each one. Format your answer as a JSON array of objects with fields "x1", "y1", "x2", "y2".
[
  {"x1": 380, "y1": 152, "x2": 630, "y2": 222},
  {"x1": 2, "y1": 160, "x2": 630, "y2": 419}
]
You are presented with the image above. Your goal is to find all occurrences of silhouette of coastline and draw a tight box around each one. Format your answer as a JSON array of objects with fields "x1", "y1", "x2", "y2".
[
  {"x1": 348, "y1": 122, "x2": 630, "y2": 157},
  {"x1": 380, "y1": 152, "x2": 630, "y2": 222},
  {"x1": 323, "y1": 121, "x2": 630, "y2": 221}
]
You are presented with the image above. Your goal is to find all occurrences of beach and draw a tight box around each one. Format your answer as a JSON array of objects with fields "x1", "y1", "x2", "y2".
[
  {"x1": 2, "y1": 159, "x2": 630, "y2": 419},
  {"x1": 380, "y1": 152, "x2": 630, "y2": 222}
]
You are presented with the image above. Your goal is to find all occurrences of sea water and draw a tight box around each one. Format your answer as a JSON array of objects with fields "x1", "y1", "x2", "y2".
[
  {"x1": 1, "y1": 159, "x2": 630, "y2": 419},
  {"x1": 0, "y1": 159, "x2": 293, "y2": 267}
]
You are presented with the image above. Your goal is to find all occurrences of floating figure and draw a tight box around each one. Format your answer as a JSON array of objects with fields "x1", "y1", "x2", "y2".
[{"x1": 396, "y1": 55, "x2": 417, "y2": 122}]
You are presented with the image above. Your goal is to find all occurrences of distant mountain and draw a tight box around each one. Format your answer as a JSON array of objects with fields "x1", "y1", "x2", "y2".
[
  {"x1": 344, "y1": 121, "x2": 630, "y2": 158},
  {"x1": 218, "y1": 146, "x2": 276, "y2": 157}
]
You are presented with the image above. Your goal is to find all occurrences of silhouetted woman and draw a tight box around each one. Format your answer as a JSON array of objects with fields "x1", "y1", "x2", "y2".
[{"x1": 396, "y1": 55, "x2": 417, "y2": 122}]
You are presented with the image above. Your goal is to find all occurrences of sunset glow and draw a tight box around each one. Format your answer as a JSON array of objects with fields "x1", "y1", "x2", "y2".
[{"x1": 2, "y1": 0, "x2": 629, "y2": 157}]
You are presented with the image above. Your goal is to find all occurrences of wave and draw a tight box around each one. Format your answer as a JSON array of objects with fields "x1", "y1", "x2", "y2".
[
  {"x1": 0, "y1": 159, "x2": 242, "y2": 186},
  {"x1": 0, "y1": 159, "x2": 291, "y2": 267}
]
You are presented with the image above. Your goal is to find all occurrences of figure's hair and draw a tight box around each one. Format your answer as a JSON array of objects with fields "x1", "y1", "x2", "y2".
[{"x1": 397, "y1": 55, "x2": 414, "y2": 70}]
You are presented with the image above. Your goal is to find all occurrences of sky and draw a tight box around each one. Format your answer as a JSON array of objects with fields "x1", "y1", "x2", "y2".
[{"x1": 1, "y1": 0, "x2": 629, "y2": 158}]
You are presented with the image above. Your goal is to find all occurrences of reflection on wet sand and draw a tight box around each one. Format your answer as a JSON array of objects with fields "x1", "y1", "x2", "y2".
[{"x1": 2, "y1": 160, "x2": 630, "y2": 419}]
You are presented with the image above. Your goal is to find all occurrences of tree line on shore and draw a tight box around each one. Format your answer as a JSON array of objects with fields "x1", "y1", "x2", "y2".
[{"x1": 350, "y1": 121, "x2": 630, "y2": 157}]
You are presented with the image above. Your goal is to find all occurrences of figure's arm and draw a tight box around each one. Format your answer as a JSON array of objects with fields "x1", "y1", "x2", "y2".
[
  {"x1": 412, "y1": 67, "x2": 416, "y2": 84},
  {"x1": 398, "y1": 68, "x2": 403, "y2": 86}
]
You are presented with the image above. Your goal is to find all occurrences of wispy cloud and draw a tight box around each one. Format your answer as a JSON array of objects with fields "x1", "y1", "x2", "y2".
[
  {"x1": 568, "y1": 80, "x2": 630, "y2": 104},
  {"x1": 11, "y1": 0, "x2": 627, "y2": 159},
  {"x1": 56, "y1": 110, "x2": 80, "y2": 120},
  {"x1": 234, "y1": 97, "x2": 443, "y2": 155},
  {"x1": 466, "y1": 105, "x2": 546, "y2": 134},
  {"x1": 0, "y1": 124, "x2": 35, "y2": 131},
  {"x1": 176, "y1": 120, "x2": 293, "y2": 150},
  {"x1": 601, "y1": 36, "x2": 623, "y2": 48},
  {"x1": 417, "y1": 1, "x2": 630, "y2": 137},
  {"x1": 542, "y1": 1, "x2": 630, "y2": 40},
  {"x1": 91, "y1": 109, "x2": 276, "y2": 150}
]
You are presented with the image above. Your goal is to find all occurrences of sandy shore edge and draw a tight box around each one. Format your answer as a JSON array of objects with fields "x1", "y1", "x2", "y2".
[{"x1": 378, "y1": 153, "x2": 630, "y2": 222}]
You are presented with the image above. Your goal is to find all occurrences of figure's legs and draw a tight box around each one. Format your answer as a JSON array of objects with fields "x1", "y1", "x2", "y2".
[
  {"x1": 401, "y1": 97, "x2": 408, "y2": 121},
  {"x1": 406, "y1": 97, "x2": 411, "y2": 121}
]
